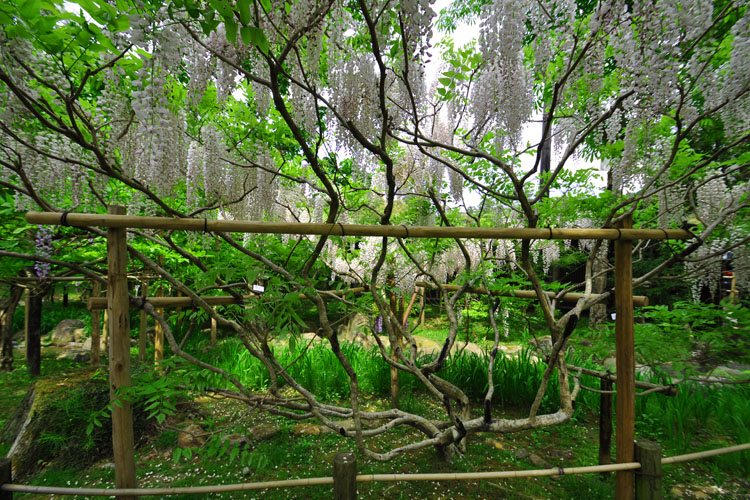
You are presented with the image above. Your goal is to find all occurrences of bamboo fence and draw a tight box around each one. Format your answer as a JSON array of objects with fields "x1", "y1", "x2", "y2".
[
  {"x1": 1, "y1": 443, "x2": 748, "y2": 497},
  {"x1": 20, "y1": 210, "x2": 698, "y2": 500}
]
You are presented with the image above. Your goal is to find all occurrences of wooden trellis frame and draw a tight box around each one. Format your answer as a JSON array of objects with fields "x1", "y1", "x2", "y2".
[{"x1": 25, "y1": 209, "x2": 692, "y2": 500}]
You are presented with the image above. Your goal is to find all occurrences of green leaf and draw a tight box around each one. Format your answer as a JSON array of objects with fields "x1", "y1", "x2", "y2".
[
  {"x1": 243, "y1": 26, "x2": 269, "y2": 55},
  {"x1": 237, "y1": 0, "x2": 251, "y2": 25},
  {"x1": 438, "y1": 77, "x2": 452, "y2": 86},
  {"x1": 20, "y1": 0, "x2": 42, "y2": 19},
  {"x1": 224, "y1": 19, "x2": 238, "y2": 44},
  {"x1": 259, "y1": 0, "x2": 271, "y2": 12},
  {"x1": 240, "y1": 26, "x2": 253, "y2": 46},
  {"x1": 173, "y1": 448, "x2": 182, "y2": 463}
]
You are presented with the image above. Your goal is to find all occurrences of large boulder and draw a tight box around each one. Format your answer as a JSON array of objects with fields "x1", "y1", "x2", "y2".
[{"x1": 50, "y1": 319, "x2": 86, "y2": 345}]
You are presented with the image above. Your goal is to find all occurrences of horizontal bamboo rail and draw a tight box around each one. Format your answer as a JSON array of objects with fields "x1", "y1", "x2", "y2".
[
  {"x1": 417, "y1": 281, "x2": 649, "y2": 307},
  {"x1": 86, "y1": 287, "x2": 368, "y2": 310},
  {"x1": 566, "y1": 364, "x2": 679, "y2": 396},
  {"x1": 0, "y1": 463, "x2": 641, "y2": 496},
  {"x1": 661, "y1": 442, "x2": 750, "y2": 465},
  {"x1": 5, "y1": 276, "x2": 150, "y2": 283},
  {"x1": 2, "y1": 443, "x2": 747, "y2": 497},
  {"x1": 25, "y1": 212, "x2": 692, "y2": 241}
]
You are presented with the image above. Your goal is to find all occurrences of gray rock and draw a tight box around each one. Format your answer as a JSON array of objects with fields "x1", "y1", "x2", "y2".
[
  {"x1": 548, "y1": 449, "x2": 574, "y2": 460},
  {"x1": 514, "y1": 448, "x2": 530, "y2": 460},
  {"x1": 338, "y1": 313, "x2": 372, "y2": 349},
  {"x1": 50, "y1": 319, "x2": 86, "y2": 345},
  {"x1": 177, "y1": 424, "x2": 206, "y2": 448},
  {"x1": 222, "y1": 433, "x2": 250, "y2": 452},
  {"x1": 528, "y1": 453, "x2": 551, "y2": 468},
  {"x1": 56, "y1": 350, "x2": 90, "y2": 363},
  {"x1": 82, "y1": 336, "x2": 107, "y2": 352},
  {"x1": 248, "y1": 423, "x2": 280, "y2": 442}
]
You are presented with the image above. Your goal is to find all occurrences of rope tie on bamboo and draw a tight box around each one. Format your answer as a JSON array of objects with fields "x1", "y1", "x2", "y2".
[
  {"x1": 615, "y1": 228, "x2": 622, "y2": 240},
  {"x1": 136, "y1": 295, "x2": 147, "y2": 310},
  {"x1": 557, "y1": 466, "x2": 565, "y2": 476},
  {"x1": 203, "y1": 218, "x2": 208, "y2": 234},
  {"x1": 401, "y1": 225, "x2": 410, "y2": 238},
  {"x1": 547, "y1": 227, "x2": 553, "y2": 239},
  {"x1": 661, "y1": 229, "x2": 670, "y2": 239},
  {"x1": 338, "y1": 223, "x2": 345, "y2": 236},
  {"x1": 59, "y1": 210, "x2": 72, "y2": 227}
]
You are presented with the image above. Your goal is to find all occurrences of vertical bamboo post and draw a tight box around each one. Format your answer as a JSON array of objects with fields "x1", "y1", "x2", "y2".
[
  {"x1": 23, "y1": 288, "x2": 29, "y2": 348},
  {"x1": 419, "y1": 286, "x2": 425, "y2": 327},
  {"x1": 154, "y1": 285, "x2": 164, "y2": 369},
  {"x1": 634, "y1": 440, "x2": 662, "y2": 500},
  {"x1": 90, "y1": 281, "x2": 102, "y2": 366},
  {"x1": 26, "y1": 292, "x2": 41, "y2": 376},
  {"x1": 0, "y1": 456, "x2": 11, "y2": 500},
  {"x1": 106, "y1": 205, "x2": 136, "y2": 499},
  {"x1": 154, "y1": 255, "x2": 165, "y2": 371},
  {"x1": 333, "y1": 451, "x2": 357, "y2": 500},
  {"x1": 599, "y1": 378, "x2": 613, "y2": 473},
  {"x1": 138, "y1": 282, "x2": 148, "y2": 361},
  {"x1": 210, "y1": 307, "x2": 217, "y2": 347},
  {"x1": 615, "y1": 214, "x2": 635, "y2": 500},
  {"x1": 175, "y1": 290, "x2": 183, "y2": 336},
  {"x1": 101, "y1": 309, "x2": 109, "y2": 352}
]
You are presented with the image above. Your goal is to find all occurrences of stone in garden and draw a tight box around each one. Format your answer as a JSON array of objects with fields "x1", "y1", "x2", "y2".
[
  {"x1": 248, "y1": 423, "x2": 280, "y2": 442},
  {"x1": 528, "y1": 453, "x2": 551, "y2": 468},
  {"x1": 338, "y1": 313, "x2": 372, "y2": 349},
  {"x1": 514, "y1": 448, "x2": 530, "y2": 460},
  {"x1": 548, "y1": 449, "x2": 574, "y2": 460},
  {"x1": 221, "y1": 433, "x2": 250, "y2": 452},
  {"x1": 13, "y1": 329, "x2": 24, "y2": 340},
  {"x1": 82, "y1": 336, "x2": 107, "y2": 352},
  {"x1": 56, "y1": 350, "x2": 90, "y2": 363},
  {"x1": 177, "y1": 423, "x2": 206, "y2": 448},
  {"x1": 293, "y1": 423, "x2": 323, "y2": 435},
  {"x1": 50, "y1": 319, "x2": 86, "y2": 345},
  {"x1": 528, "y1": 336, "x2": 552, "y2": 353}
]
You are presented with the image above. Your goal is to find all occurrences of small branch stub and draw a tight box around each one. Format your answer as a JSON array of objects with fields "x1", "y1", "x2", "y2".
[{"x1": 333, "y1": 452, "x2": 357, "y2": 500}]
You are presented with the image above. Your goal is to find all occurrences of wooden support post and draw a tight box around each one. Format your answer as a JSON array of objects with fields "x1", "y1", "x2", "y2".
[
  {"x1": 26, "y1": 292, "x2": 41, "y2": 376},
  {"x1": 101, "y1": 308, "x2": 109, "y2": 352},
  {"x1": 176, "y1": 290, "x2": 183, "y2": 335},
  {"x1": 635, "y1": 440, "x2": 662, "y2": 500},
  {"x1": 91, "y1": 281, "x2": 102, "y2": 366},
  {"x1": 138, "y1": 282, "x2": 148, "y2": 361},
  {"x1": 62, "y1": 285, "x2": 68, "y2": 308},
  {"x1": 419, "y1": 286, "x2": 425, "y2": 327},
  {"x1": 106, "y1": 205, "x2": 136, "y2": 499},
  {"x1": 388, "y1": 288, "x2": 400, "y2": 409},
  {"x1": 154, "y1": 285, "x2": 164, "y2": 369},
  {"x1": 0, "y1": 457, "x2": 11, "y2": 500},
  {"x1": 210, "y1": 307, "x2": 217, "y2": 347},
  {"x1": 23, "y1": 289, "x2": 29, "y2": 348},
  {"x1": 599, "y1": 378, "x2": 613, "y2": 473},
  {"x1": 333, "y1": 451, "x2": 357, "y2": 500},
  {"x1": 615, "y1": 214, "x2": 635, "y2": 500}
]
